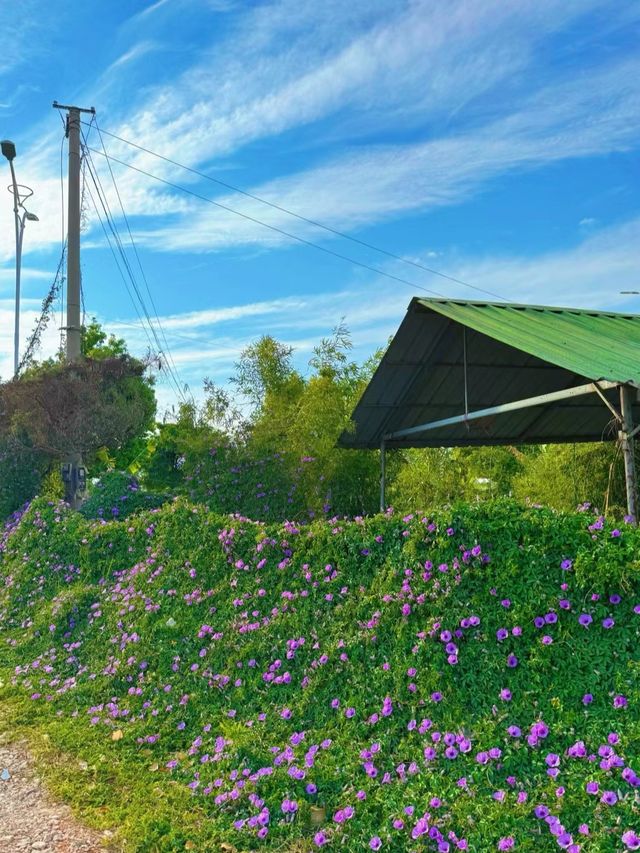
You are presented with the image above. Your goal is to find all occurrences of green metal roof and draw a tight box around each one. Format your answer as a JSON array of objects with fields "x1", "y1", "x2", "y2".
[
  {"x1": 418, "y1": 299, "x2": 640, "y2": 387},
  {"x1": 340, "y1": 298, "x2": 640, "y2": 450}
]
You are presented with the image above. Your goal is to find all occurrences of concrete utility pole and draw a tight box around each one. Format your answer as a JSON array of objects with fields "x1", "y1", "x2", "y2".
[
  {"x1": 619, "y1": 384, "x2": 638, "y2": 525},
  {"x1": 53, "y1": 101, "x2": 95, "y2": 507}
]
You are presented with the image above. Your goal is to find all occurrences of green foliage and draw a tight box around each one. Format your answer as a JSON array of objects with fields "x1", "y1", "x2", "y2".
[
  {"x1": 81, "y1": 317, "x2": 128, "y2": 359},
  {"x1": 232, "y1": 335, "x2": 301, "y2": 410},
  {"x1": 512, "y1": 443, "x2": 629, "y2": 514},
  {"x1": 147, "y1": 324, "x2": 383, "y2": 519},
  {"x1": 1, "y1": 498, "x2": 638, "y2": 851},
  {"x1": 389, "y1": 446, "x2": 525, "y2": 510},
  {"x1": 0, "y1": 320, "x2": 157, "y2": 519},
  {"x1": 142, "y1": 325, "x2": 634, "y2": 522},
  {"x1": 0, "y1": 433, "x2": 48, "y2": 520},
  {"x1": 79, "y1": 470, "x2": 168, "y2": 520}
]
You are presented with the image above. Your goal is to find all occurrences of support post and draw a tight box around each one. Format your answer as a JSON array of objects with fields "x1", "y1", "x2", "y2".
[
  {"x1": 7, "y1": 158, "x2": 21, "y2": 376},
  {"x1": 53, "y1": 101, "x2": 95, "y2": 508},
  {"x1": 66, "y1": 107, "x2": 82, "y2": 363},
  {"x1": 380, "y1": 439, "x2": 386, "y2": 513},
  {"x1": 619, "y1": 384, "x2": 638, "y2": 524}
]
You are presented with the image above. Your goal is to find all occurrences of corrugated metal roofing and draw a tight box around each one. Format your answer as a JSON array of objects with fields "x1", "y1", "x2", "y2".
[
  {"x1": 340, "y1": 298, "x2": 640, "y2": 450},
  {"x1": 420, "y1": 299, "x2": 640, "y2": 387}
]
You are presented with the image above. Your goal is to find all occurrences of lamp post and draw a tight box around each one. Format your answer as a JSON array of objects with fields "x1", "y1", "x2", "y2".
[{"x1": 1, "y1": 139, "x2": 39, "y2": 377}]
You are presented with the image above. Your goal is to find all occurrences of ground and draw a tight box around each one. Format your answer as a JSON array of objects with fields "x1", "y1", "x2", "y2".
[{"x1": 0, "y1": 741, "x2": 111, "y2": 853}]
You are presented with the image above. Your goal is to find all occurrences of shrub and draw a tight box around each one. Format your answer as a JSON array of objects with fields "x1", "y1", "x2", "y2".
[
  {"x1": 79, "y1": 470, "x2": 168, "y2": 520},
  {"x1": 0, "y1": 499, "x2": 638, "y2": 852}
]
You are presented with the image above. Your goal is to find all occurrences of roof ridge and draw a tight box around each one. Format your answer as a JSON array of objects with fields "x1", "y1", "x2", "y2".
[{"x1": 414, "y1": 296, "x2": 640, "y2": 320}]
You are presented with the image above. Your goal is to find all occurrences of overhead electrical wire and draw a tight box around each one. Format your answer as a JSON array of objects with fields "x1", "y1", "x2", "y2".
[
  {"x1": 81, "y1": 163, "x2": 156, "y2": 353},
  {"x1": 80, "y1": 134, "x2": 189, "y2": 406},
  {"x1": 81, "y1": 146, "x2": 188, "y2": 406},
  {"x1": 83, "y1": 165, "x2": 187, "y2": 407},
  {"x1": 93, "y1": 119, "x2": 190, "y2": 403},
  {"x1": 85, "y1": 145, "x2": 452, "y2": 300},
  {"x1": 83, "y1": 122, "x2": 506, "y2": 302},
  {"x1": 78, "y1": 112, "x2": 188, "y2": 403},
  {"x1": 79, "y1": 140, "x2": 90, "y2": 331}
]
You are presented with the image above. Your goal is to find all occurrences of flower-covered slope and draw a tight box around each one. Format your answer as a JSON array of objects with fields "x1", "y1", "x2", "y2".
[{"x1": 0, "y1": 499, "x2": 639, "y2": 852}]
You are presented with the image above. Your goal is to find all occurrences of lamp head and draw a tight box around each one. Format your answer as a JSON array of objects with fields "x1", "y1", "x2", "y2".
[
  {"x1": 1, "y1": 140, "x2": 16, "y2": 161},
  {"x1": 25, "y1": 211, "x2": 39, "y2": 221}
]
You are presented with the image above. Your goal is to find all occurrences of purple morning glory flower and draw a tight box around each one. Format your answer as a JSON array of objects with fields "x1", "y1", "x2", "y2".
[{"x1": 622, "y1": 830, "x2": 640, "y2": 850}]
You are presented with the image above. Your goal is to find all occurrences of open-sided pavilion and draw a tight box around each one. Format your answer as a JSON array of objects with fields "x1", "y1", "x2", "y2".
[{"x1": 339, "y1": 298, "x2": 640, "y2": 518}]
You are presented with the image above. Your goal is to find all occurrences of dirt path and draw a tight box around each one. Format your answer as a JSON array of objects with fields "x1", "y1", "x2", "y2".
[{"x1": 0, "y1": 743, "x2": 111, "y2": 852}]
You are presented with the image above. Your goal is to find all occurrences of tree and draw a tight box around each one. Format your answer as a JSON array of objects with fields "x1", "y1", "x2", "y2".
[
  {"x1": 154, "y1": 325, "x2": 384, "y2": 519},
  {"x1": 232, "y1": 336, "x2": 300, "y2": 410},
  {"x1": 512, "y1": 442, "x2": 629, "y2": 514},
  {"x1": 81, "y1": 318, "x2": 128, "y2": 359},
  {"x1": 0, "y1": 321, "x2": 156, "y2": 518}
]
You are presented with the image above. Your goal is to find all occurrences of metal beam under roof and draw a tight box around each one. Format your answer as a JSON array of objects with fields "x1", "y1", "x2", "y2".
[
  {"x1": 340, "y1": 298, "x2": 640, "y2": 451},
  {"x1": 339, "y1": 298, "x2": 640, "y2": 519}
]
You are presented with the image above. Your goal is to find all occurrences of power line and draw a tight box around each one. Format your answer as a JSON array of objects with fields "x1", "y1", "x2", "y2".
[
  {"x1": 59, "y1": 130, "x2": 66, "y2": 352},
  {"x1": 93, "y1": 119, "x2": 191, "y2": 403},
  {"x1": 84, "y1": 122, "x2": 506, "y2": 302},
  {"x1": 83, "y1": 164, "x2": 186, "y2": 404},
  {"x1": 80, "y1": 137, "x2": 189, "y2": 406},
  {"x1": 82, "y1": 163, "x2": 155, "y2": 350},
  {"x1": 82, "y1": 153, "x2": 187, "y2": 406},
  {"x1": 85, "y1": 145, "x2": 453, "y2": 300},
  {"x1": 81, "y1": 135, "x2": 189, "y2": 405}
]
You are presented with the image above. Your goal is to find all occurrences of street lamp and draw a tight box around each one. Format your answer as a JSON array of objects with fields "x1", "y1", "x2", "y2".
[{"x1": 1, "y1": 139, "x2": 39, "y2": 377}]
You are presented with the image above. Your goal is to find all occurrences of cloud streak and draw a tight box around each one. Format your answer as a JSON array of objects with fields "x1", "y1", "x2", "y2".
[
  {"x1": 96, "y1": 217, "x2": 640, "y2": 406},
  {"x1": 129, "y1": 54, "x2": 640, "y2": 253},
  {"x1": 1, "y1": 0, "x2": 636, "y2": 265},
  {"x1": 5, "y1": 215, "x2": 638, "y2": 407}
]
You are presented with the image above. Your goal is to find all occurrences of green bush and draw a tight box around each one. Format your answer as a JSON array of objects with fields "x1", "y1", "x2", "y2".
[
  {"x1": 79, "y1": 470, "x2": 168, "y2": 520},
  {"x1": 0, "y1": 498, "x2": 639, "y2": 852},
  {"x1": 0, "y1": 434, "x2": 49, "y2": 520}
]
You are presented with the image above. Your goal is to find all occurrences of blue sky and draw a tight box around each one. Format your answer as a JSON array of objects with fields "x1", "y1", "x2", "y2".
[{"x1": 1, "y1": 0, "x2": 639, "y2": 412}]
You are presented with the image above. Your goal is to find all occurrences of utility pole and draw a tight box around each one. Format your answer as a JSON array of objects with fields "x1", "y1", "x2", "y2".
[{"x1": 53, "y1": 101, "x2": 95, "y2": 507}]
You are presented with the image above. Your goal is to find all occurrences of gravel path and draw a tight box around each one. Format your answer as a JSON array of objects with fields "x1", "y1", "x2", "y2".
[{"x1": 0, "y1": 743, "x2": 112, "y2": 852}]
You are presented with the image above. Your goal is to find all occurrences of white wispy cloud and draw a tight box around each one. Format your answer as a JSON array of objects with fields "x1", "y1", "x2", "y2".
[
  {"x1": 96, "y1": 217, "x2": 640, "y2": 408},
  {"x1": 132, "y1": 54, "x2": 640, "y2": 252},
  {"x1": 102, "y1": 41, "x2": 160, "y2": 75},
  {"x1": 114, "y1": 0, "x2": 609, "y2": 163},
  {"x1": 5, "y1": 215, "x2": 638, "y2": 409},
  {"x1": 1, "y1": 0, "x2": 635, "y2": 266}
]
